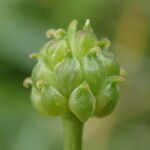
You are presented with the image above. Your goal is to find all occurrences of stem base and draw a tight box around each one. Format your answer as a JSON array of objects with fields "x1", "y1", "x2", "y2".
[{"x1": 62, "y1": 113, "x2": 83, "y2": 150}]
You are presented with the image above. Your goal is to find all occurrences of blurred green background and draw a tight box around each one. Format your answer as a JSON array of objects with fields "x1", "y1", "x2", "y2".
[{"x1": 0, "y1": 0, "x2": 150, "y2": 150}]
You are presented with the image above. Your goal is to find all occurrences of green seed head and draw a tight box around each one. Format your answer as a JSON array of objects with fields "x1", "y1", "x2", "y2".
[{"x1": 24, "y1": 19, "x2": 125, "y2": 123}]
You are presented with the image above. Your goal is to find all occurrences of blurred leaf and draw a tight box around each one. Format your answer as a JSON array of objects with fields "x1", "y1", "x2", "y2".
[{"x1": 109, "y1": 113, "x2": 150, "y2": 150}]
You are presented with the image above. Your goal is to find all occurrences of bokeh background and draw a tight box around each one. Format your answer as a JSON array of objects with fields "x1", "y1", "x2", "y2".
[{"x1": 0, "y1": 0, "x2": 150, "y2": 150}]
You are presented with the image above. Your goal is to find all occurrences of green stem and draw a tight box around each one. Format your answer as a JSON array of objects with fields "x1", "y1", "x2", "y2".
[{"x1": 62, "y1": 112, "x2": 83, "y2": 150}]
